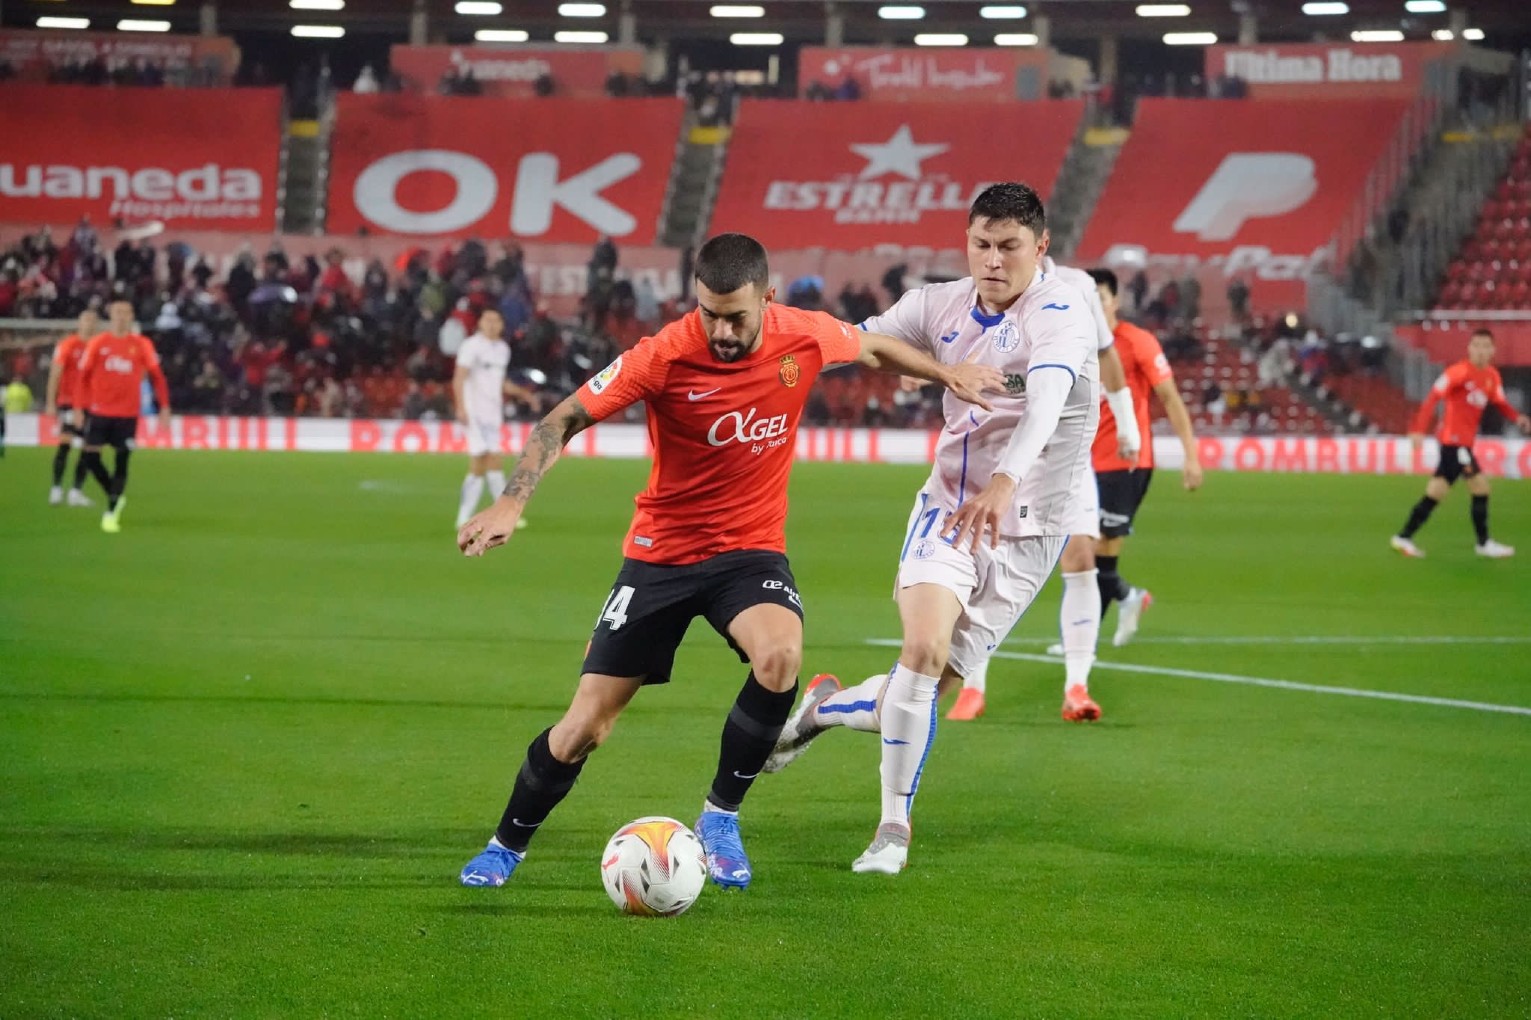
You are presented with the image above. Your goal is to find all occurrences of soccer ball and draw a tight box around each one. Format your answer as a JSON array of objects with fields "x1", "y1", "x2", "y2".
[{"x1": 600, "y1": 816, "x2": 707, "y2": 917}]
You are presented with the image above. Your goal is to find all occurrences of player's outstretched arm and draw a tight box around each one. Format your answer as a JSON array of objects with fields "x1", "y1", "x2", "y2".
[
  {"x1": 854, "y1": 330, "x2": 1003, "y2": 410},
  {"x1": 1152, "y1": 379, "x2": 1203, "y2": 491},
  {"x1": 458, "y1": 393, "x2": 597, "y2": 557}
]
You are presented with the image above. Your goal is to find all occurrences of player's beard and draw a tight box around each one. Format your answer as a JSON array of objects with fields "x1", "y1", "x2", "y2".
[{"x1": 709, "y1": 330, "x2": 760, "y2": 363}]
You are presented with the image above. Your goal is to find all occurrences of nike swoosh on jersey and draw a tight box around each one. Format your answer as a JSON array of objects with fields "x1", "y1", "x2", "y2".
[{"x1": 688, "y1": 387, "x2": 722, "y2": 400}]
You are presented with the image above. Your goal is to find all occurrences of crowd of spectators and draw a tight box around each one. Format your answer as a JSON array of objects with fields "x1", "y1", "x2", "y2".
[
  {"x1": 0, "y1": 222, "x2": 689, "y2": 426},
  {"x1": 2, "y1": 220, "x2": 1403, "y2": 436}
]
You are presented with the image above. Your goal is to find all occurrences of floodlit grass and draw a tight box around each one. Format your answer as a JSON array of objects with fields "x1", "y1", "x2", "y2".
[{"x1": 3, "y1": 448, "x2": 1528, "y2": 1016}]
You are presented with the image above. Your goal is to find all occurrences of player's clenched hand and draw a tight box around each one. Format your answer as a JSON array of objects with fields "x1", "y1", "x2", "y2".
[
  {"x1": 945, "y1": 474, "x2": 1016, "y2": 554},
  {"x1": 1408, "y1": 432, "x2": 1425, "y2": 452},
  {"x1": 458, "y1": 498, "x2": 524, "y2": 557},
  {"x1": 1182, "y1": 457, "x2": 1204, "y2": 491},
  {"x1": 1517, "y1": 414, "x2": 1531, "y2": 434},
  {"x1": 1116, "y1": 434, "x2": 1141, "y2": 464}
]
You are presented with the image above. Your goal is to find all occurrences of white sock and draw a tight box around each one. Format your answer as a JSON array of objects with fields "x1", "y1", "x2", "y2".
[
  {"x1": 962, "y1": 659, "x2": 987, "y2": 693},
  {"x1": 1060, "y1": 568, "x2": 1099, "y2": 690},
  {"x1": 485, "y1": 469, "x2": 506, "y2": 499},
  {"x1": 702, "y1": 798, "x2": 737, "y2": 817},
  {"x1": 879, "y1": 663, "x2": 940, "y2": 827},
  {"x1": 813, "y1": 674, "x2": 887, "y2": 732},
  {"x1": 459, "y1": 473, "x2": 486, "y2": 521}
]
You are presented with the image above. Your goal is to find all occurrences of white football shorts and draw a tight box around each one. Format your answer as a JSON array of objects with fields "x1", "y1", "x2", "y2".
[
  {"x1": 895, "y1": 494, "x2": 1069, "y2": 679},
  {"x1": 464, "y1": 418, "x2": 502, "y2": 457}
]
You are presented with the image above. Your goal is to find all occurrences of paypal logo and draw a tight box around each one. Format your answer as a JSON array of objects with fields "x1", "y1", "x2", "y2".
[{"x1": 1042, "y1": 302, "x2": 1071, "y2": 311}]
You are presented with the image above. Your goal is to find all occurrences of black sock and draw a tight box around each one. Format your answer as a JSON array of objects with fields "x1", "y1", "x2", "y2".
[
  {"x1": 82, "y1": 450, "x2": 113, "y2": 498},
  {"x1": 1399, "y1": 496, "x2": 1438, "y2": 539},
  {"x1": 1096, "y1": 555, "x2": 1130, "y2": 613},
  {"x1": 52, "y1": 444, "x2": 70, "y2": 486},
  {"x1": 493, "y1": 728, "x2": 586, "y2": 853},
  {"x1": 109, "y1": 447, "x2": 132, "y2": 510},
  {"x1": 708, "y1": 672, "x2": 798, "y2": 812},
  {"x1": 1471, "y1": 495, "x2": 1489, "y2": 545},
  {"x1": 72, "y1": 452, "x2": 89, "y2": 490}
]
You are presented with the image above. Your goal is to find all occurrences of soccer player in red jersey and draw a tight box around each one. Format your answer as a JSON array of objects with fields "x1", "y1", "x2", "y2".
[
  {"x1": 1084, "y1": 269, "x2": 1202, "y2": 646},
  {"x1": 454, "y1": 233, "x2": 1002, "y2": 891},
  {"x1": 44, "y1": 308, "x2": 99, "y2": 507},
  {"x1": 1392, "y1": 328, "x2": 1530, "y2": 559},
  {"x1": 76, "y1": 299, "x2": 171, "y2": 534}
]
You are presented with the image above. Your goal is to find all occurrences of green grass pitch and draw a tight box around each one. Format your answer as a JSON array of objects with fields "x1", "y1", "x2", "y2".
[{"x1": 2, "y1": 447, "x2": 1528, "y2": 1017}]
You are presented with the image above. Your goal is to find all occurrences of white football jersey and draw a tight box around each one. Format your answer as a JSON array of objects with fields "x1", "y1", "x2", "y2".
[
  {"x1": 861, "y1": 271, "x2": 1099, "y2": 537},
  {"x1": 455, "y1": 334, "x2": 510, "y2": 425},
  {"x1": 1042, "y1": 256, "x2": 1114, "y2": 354}
]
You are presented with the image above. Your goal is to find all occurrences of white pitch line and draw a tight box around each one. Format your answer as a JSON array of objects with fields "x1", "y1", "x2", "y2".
[
  {"x1": 992, "y1": 635, "x2": 1531, "y2": 647},
  {"x1": 862, "y1": 639, "x2": 1531, "y2": 716}
]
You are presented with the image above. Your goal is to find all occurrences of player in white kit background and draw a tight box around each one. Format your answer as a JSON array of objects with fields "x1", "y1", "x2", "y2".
[
  {"x1": 452, "y1": 308, "x2": 538, "y2": 528},
  {"x1": 767, "y1": 183, "x2": 1102, "y2": 874}
]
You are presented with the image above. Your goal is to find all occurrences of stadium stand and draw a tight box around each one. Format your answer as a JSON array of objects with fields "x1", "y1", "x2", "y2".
[{"x1": 1433, "y1": 123, "x2": 1531, "y2": 312}]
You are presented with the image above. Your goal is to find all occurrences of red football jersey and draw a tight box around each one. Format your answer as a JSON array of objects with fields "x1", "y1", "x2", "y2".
[
  {"x1": 78, "y1": 331, "x2": 170, "y2": 419},
  {"x1": 1093, "y1": 321, "x2": 1172, "y2": 472},
  {"x1": 53, "y1": 333, "x2": 88, "y2": 408},
  {"x1": 1411, "y1": 360, "x2": 1519, "y2": 447},
  {"x1": 577, "y1": 303, "x2": 863, "y2": 565}
]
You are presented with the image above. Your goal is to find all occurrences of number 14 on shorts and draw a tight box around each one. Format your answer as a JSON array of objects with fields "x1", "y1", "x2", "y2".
[{"x1": 599, "y1": 586, "x2": 636, "y2": 630}]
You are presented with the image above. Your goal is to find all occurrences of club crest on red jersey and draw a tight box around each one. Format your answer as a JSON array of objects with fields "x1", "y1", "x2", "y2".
[{"x1": 779, "y1": 354, "x2": 800, "y2": 388}]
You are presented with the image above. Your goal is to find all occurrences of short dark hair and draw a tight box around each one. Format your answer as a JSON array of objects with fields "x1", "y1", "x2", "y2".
[
  {"x1": 1087, "y1": 268, "x2": 1119, "y2": 297},
  {"x1": 1471, "y1": 327, "x2": 1494, "y2": 342},
  {"x1": 478, "y1": 307, "x2": 503, "y2": 320},
  {"x1": 695, "y1": 233, "x2": 769, "y2": 294},
  {"x1": 968, "y1": 182, "x2": 1046, "y2": 236}
]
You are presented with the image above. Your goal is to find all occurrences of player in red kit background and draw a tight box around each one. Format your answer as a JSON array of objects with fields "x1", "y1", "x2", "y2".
[
  {"x1": 77, "y1": 299, "x2": 171, "y2": 534},
  {"x1": 44, "y1": 308, "x2": 99, "y2": 507},
  {"x1": 454, "y1": 233, "x2": 1003, "y2": 892},
  {"x1": 1392, "y1": 328, "x2": 1530, "y2": 559}
]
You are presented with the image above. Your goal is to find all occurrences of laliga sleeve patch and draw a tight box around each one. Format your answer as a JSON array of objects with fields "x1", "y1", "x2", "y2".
[{"x1": 588, "y1": 356, "x2": 623, "y2": 395}]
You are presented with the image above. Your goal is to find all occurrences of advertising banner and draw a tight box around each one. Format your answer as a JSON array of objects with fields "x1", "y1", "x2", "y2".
[
  {"x1": 1205, "y1": 42, "x2": 1452, "y2": 99},
  {"x1": 388, "y1": 44, "x2": 645, "y2": 99},
  {"x1": 327, "y1": 94, "x2": 683, "y2": 243},
  {"x1": 0, "y1": 29, "x2": 239, "y2": 84},
  {"x1": 799, "y1": 46, "x2": 1053, "y2": 102},
  {"x1": 0, "y1": 85, "x2": 282, "y2": 230},
  {"x1": 711, "y1": 99, "x2": 1081, "y2": 250},
  {"x1": 1076, "y1": 98, "x2": 1410, "y2": 313},
  {"x1": 10, "y1": 416, "x2": 1529, "y2": 479}
]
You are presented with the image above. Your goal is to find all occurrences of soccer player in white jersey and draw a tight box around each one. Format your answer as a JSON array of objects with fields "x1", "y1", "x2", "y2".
[
  {"x1": 945, "y1": 254, "x2": 1141, "y2": 724},
  {"x1": 453, "y1": 309, "x2": 533, "y2": 529},
  {"x1": 782, "y1": 182, "x2": 1100, "y2": 874}
]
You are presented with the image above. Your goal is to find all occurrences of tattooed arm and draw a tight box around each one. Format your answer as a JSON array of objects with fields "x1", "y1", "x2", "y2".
[{"x1": 458, "y1": 393, "x2": 598, "y2": 556}]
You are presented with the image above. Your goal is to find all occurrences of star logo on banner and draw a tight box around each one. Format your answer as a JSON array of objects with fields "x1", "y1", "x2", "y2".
[{"x1": 850, "y1": 125, "x2": 949, "y2": 181}]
